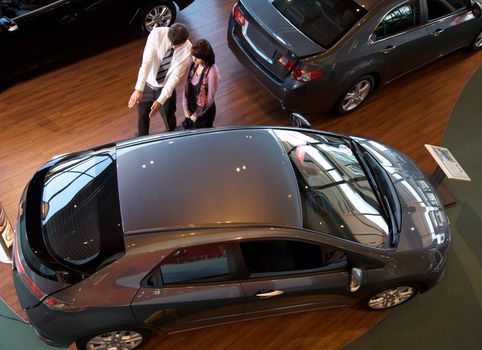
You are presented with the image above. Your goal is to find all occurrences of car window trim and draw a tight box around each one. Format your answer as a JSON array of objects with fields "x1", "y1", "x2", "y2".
[
  {"x1": 12, "y1": 0, "x2": 69, "y2": 20},
  {"x1": 369, "y1": 0, "x2": 423, "y2": 44},
  {"x1": 369, "y1": 0, "x2": 473, "y2": 44}
]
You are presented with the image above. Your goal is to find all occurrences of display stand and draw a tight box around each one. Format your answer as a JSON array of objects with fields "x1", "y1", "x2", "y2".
[{"x1": 425, "y1": 145, "x2": 471, "y2": 208}]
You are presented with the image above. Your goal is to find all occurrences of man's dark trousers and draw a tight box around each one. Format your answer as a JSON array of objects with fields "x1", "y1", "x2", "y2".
[{"x1": 137, "y1": 84, "x2": 177, "y2": 136}]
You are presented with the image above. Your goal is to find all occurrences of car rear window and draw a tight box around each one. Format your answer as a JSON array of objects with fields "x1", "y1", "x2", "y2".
[
  {"x1": 41, "y1": 148, "x2": 125, "y2": 274},
  {"x1": 273, "y1": 0, "x2": 367, "y2": 47}
]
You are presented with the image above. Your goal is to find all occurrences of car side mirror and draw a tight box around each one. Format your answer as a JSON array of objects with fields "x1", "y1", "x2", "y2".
[
  {"x1": 349, "y1": 267, "x2": 363, "y2": 292},
  {"x1": 290, "y1": 113, "x2": 312, "y2": 129},
  {"x1": 0, "y1": 17, "x2": 18, "y2": 32}
]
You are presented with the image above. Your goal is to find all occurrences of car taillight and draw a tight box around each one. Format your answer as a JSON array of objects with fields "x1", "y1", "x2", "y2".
[
  {"x1": 14, "y1": 240, "x2": 85, "y2": 312},
  {"x1": 43, "y1": 296, "x2": 86, "y2": 312},
  {"x1": 278, "y1": 55, "x2": 324, "y2": 82},
  {"x1": 233, "y1": 3, "x2": 245, "y2": 26},
  {"x1": 14, "y1": 241, "x2": 46, "y2": 300}
]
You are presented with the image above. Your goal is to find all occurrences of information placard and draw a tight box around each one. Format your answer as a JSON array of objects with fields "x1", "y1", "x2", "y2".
[{"x1": 425, "y1": 144, "x2": 471, "y2": 181}]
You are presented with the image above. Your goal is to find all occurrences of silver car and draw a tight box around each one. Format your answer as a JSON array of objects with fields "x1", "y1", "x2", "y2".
[
  {"x1": 228, "y1": 0, "x2": 482, "y2": 114},
  {"x1": 10, "y1": 119, "x2": 450, "y2": 350}
]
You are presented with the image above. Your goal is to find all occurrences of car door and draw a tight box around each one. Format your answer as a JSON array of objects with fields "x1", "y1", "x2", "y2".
[
  {"x1": 63, "y1": 0, "x2": 134, "y2": 44},
  {"x1": 369, "y1": 0, "x2": 431, "y2": 83},
  {"x1": 0, "y1": 0, "x2": 80, "y2": 78},
  {"x1": 423, "y1": 0, "x2": 480, "y2": 58},
  {"x1": 0, "y1": 0, "x2": 129, "y2": 81},
  {"x1": 131, "y1": 242, "x2": 245, "y2": 333},
  {"x1": 237, "y1": 238, "x2": 351, "y2": 319}
]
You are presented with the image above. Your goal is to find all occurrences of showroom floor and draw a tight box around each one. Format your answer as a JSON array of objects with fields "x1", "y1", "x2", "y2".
[{"x1": 0, "y1": 1, "x2": 481, "y2": 349}]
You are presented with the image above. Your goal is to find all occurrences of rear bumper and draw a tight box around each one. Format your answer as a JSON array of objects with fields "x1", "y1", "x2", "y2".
[
  {"x1": 14, "y1": 269, "x2": 141, "y2": 347},
  {"x1": 227, "y1": 17, "x2": 336, "y2": 114}
]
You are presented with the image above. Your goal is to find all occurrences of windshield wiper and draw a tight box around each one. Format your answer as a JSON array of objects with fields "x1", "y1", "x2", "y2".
[
  {"x1": 383, "y1": 195, "x2": 398, "y2": 246},
  {"x1": 350, "y1": 140, "x2": 397, "y2": 245}
]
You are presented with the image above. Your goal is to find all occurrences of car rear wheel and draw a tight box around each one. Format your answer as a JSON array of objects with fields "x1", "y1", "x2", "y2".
[
  {"x1": 139, "y1": 1, "x2": 176, "y2": 34},
  {"x1": 469, "y1": 30, "x2": 482, "y2": 51},
  {"x1": 335, "y1": 76, "x2": 374, "y2": 114},
  {"x1": 76, "y1": 329, "x2": 150, "y2": 350},
  {"x1": 367, "y1": 285, "x2": 419, "y2": 310}
]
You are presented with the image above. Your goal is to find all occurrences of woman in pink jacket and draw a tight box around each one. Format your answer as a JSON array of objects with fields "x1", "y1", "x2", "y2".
[{"x1": 182, "y1": 39, "x2": 220, "y2": 129}]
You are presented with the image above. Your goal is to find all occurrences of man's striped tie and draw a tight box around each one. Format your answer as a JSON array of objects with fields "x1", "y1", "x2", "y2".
[{"x1": 156, "y1": 47, "x2": 174, "y2": 85}]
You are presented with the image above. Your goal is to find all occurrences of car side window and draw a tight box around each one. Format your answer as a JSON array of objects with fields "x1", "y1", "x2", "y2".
[
  {"x1": 160, "y1": 243, "x2": 231, "y2": 285},
  {"x1": 240, "y1": 239, "x2": 346, "y2": 276},
  {"x1": 426, "y1": 0, "x2": 470, "y2": 21},
  {"x1": 373, "y1": 1, "x2": 421, "y2": 41}
]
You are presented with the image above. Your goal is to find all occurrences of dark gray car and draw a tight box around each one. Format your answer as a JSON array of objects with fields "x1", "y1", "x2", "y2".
[
  {"x1": 11, "y1": 123, "x2": 450, "y2": 350},
  {"x1": 228, "y1": 0, "x2": 482, "y2": 114}
]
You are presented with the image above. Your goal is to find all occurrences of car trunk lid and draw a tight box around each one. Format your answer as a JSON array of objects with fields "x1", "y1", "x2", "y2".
[
  {"x1": 234, "y1": 0, "x2": 325, "y2": 81},
  {"x1": 14, "y1": 147, "x2": 125, "y2": 309}
]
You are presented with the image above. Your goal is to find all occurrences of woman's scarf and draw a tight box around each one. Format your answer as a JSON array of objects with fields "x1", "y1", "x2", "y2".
[{"x1": 184, "y1": 62, "x2": 211, "y2": 116}]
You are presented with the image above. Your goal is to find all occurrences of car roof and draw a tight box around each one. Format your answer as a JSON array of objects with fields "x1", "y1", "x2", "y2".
[{"x1": 116, "y1": 128, "x2": 303, "y2": 234}]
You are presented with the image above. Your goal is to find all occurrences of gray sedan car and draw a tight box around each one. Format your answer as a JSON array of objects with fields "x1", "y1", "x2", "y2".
[
  {"x1": 11, "y1": 121, "x2": 450, "y2": 349},
  {"x1": 228, "y1": 0, "x2": 482, "y2": 114}
]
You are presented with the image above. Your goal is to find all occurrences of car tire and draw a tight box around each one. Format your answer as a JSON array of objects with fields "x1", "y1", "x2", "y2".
[
  {"x1": 76, "y1": 329, "x2": 151, "y2": 350},
  {"x1": 334, "y1": 75, "x2": 374, "y2": 114},
  {"x1": 365, "y1": 284, "x2": 419, "y2": 310},
  {"x1": 138, "y1": 1, "x2": 176, "y2": 34},
  {"x1": 469, "y1": 30, "x2": 482, "y2": 51}
]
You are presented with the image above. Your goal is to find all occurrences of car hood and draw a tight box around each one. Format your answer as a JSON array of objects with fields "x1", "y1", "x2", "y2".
[
  {"x1": 355, "y1": 138, "x2": 451, "y2": 255},
  {"x1": 240, "y1": 0, "x2": 325, "y2": 57}
]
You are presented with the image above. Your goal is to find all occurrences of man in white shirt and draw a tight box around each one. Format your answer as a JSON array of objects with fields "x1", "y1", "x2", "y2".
[{"x1": 128, "y1": 23, "x2": 192, "y2": 135}]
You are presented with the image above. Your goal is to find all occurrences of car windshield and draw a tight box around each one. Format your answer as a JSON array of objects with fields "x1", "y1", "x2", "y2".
[
  {"x1": 272, "y1": 129, "x2": 390, "y2": 248},
  {"x1": 272, "y1": 0, "x2": 367, "y2": 48},
  {"x1": 41, "y1": 148, "x2": 125, "y2": 274}
]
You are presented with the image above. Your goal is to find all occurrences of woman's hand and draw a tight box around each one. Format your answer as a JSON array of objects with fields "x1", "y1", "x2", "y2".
[{"x1": 189, "y1": 114, "x2": 197, "y2": 122}]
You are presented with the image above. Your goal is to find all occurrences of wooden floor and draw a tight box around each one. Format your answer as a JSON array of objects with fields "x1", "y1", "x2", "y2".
[{"x1": 0, "y1": 1, "x2": 480, "y2": 349}]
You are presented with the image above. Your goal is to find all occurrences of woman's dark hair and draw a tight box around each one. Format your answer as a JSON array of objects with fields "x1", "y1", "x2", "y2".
[
  {"x1": 191, "y1": 39, "x2": 215, "y2": 66},
  {"x1": 168, "y1": 23, "x2": 189, "y2": 46}
]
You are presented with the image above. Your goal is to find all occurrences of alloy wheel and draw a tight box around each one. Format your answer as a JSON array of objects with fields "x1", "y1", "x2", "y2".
[
  {"x1": 341, "y1": 79, "x2": 372, "y2": 112},
  {"x1": 86, "y1": 330, "x2": 144, "y2": 350},
  {"x1": 144, "y1": 5, "x2": 173, "y2": 32},
  {"x1": 368, "y1": 286, "x2": 416, "y2": 309}
]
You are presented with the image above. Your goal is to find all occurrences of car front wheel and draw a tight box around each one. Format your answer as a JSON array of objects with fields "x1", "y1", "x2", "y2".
[
  {"x1": 139, "y1": 1, "x2": 176, "y2": 34},
  {"x1": 76, "y1": 329, "x2": 150, "y2": 350},
  {"x1": 335, "y1": 76, "x2": 374, "y2": 114},
  {"x1": 367, "y1": 285, "x2": 418, "y2": 310}
]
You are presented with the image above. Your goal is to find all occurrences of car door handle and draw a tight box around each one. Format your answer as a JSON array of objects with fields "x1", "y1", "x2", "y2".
[
  {"x1": 255, "y1": 290, "x2": 284, "y2": 299},
  {"x1": 379, "y1": 45, "x2": 397, "y2": 54},
  {"x1": 430, "y1": 29, "x2": 444, "y2": 37},
  {"x1": 59, "y1": 13, "x2": 79, "y2": 25}
]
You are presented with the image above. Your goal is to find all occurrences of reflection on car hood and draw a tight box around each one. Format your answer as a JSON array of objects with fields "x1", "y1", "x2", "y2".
[{"x1": 354, "y1": 138, "x2": 451, "y2": 253}]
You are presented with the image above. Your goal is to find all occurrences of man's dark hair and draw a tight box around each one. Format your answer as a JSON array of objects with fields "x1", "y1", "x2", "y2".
[
  {"x1": 191, "y1": 39, "x2": 215, "y2": 66},
  {"x1": 168, "y1": 23, "x2": 189, "y2": 46}
]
